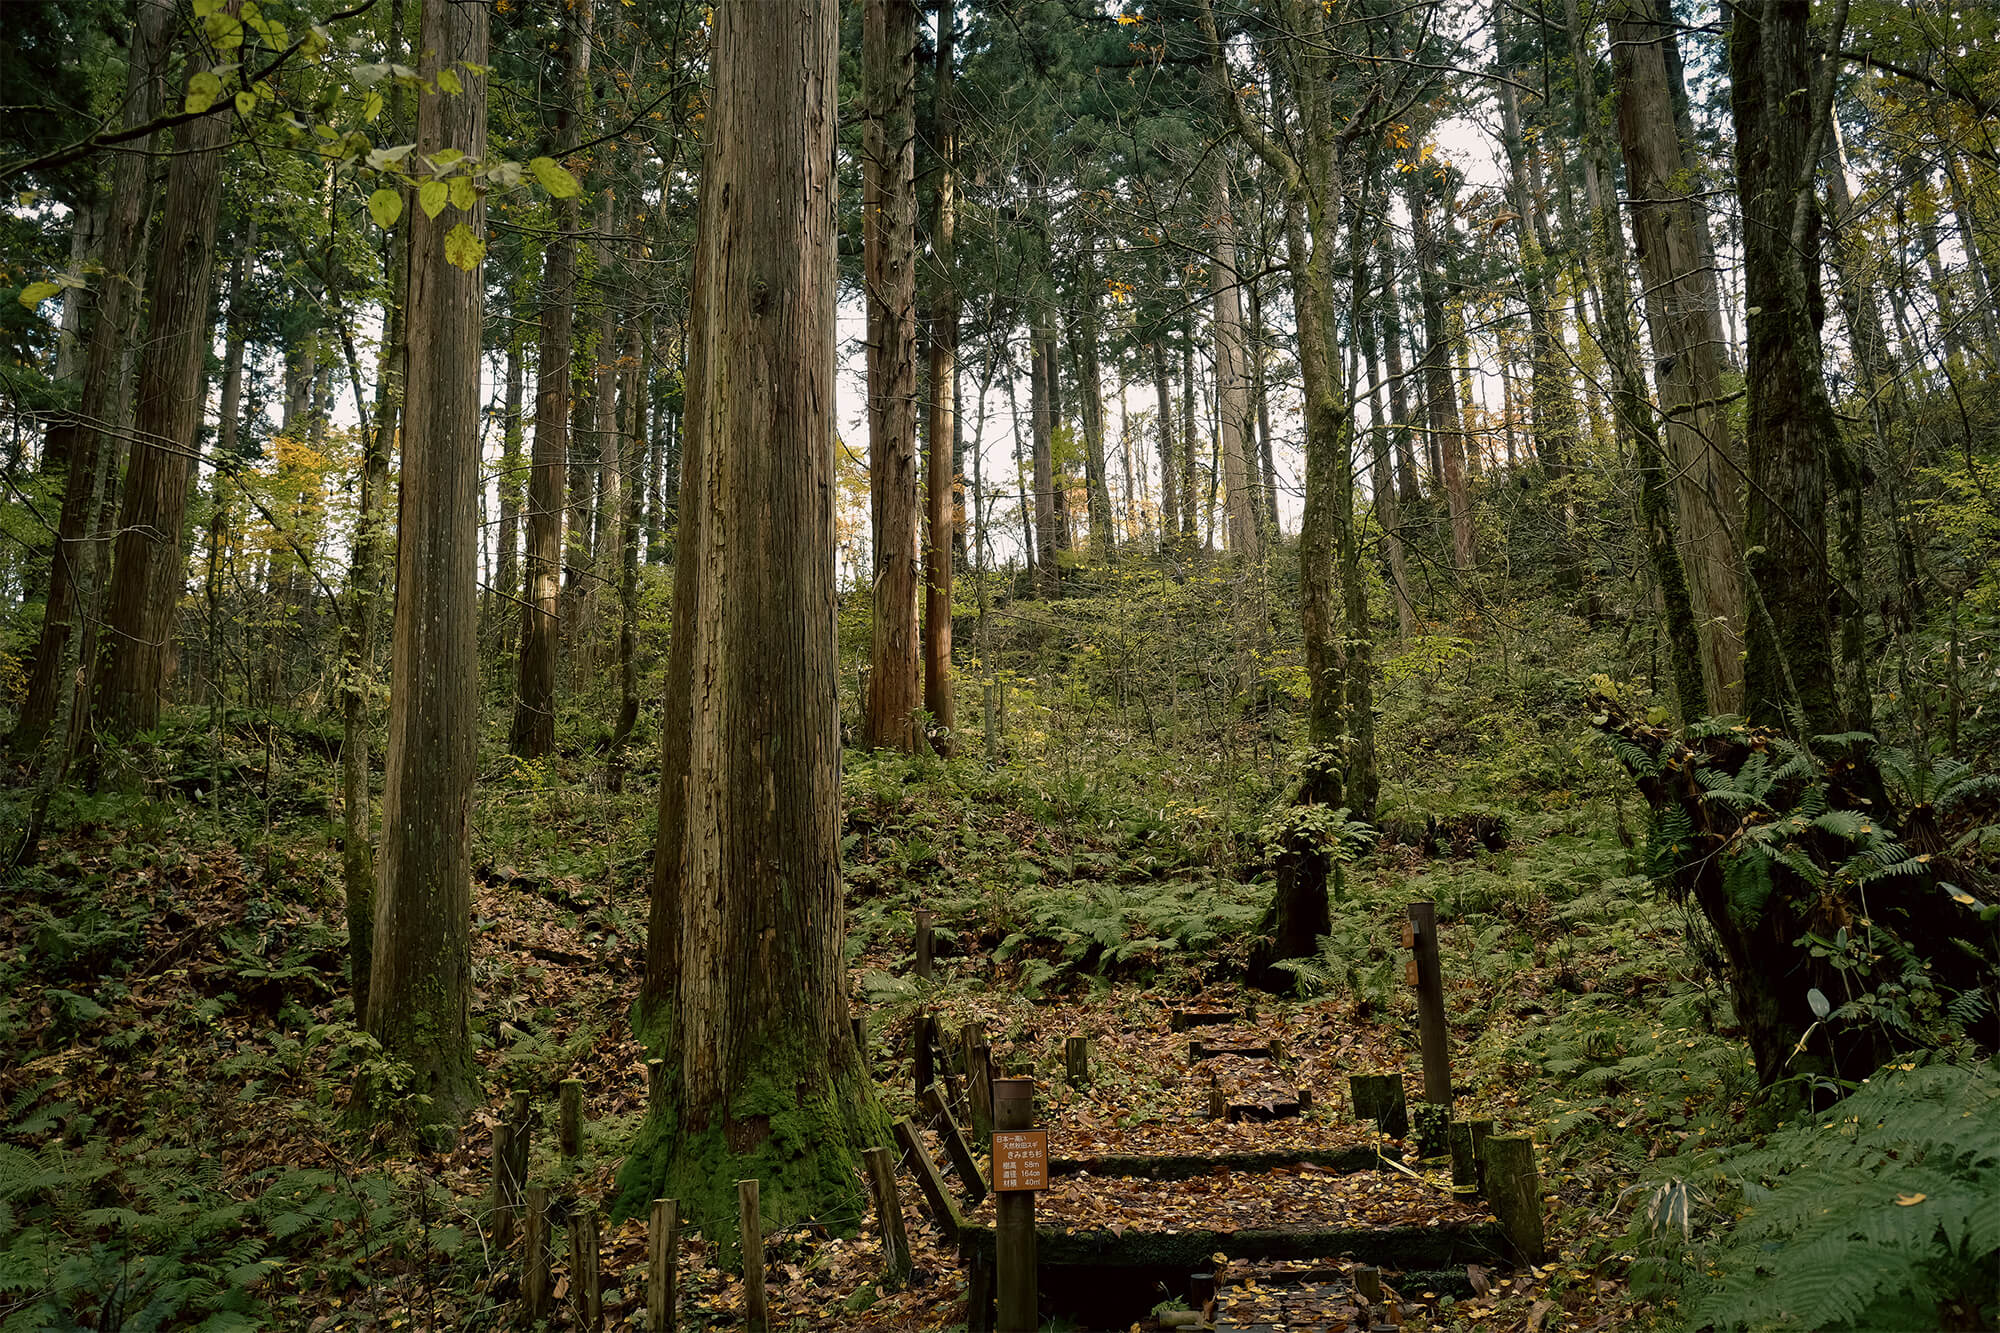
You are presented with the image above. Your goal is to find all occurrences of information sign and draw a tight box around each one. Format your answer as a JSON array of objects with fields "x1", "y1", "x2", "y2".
[{"x1": 990, "y1": 1129, "x2": 1047, "y2": 1193}]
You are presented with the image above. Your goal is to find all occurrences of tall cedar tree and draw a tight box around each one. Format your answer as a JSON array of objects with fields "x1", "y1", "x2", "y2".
[
  {"x1": 923, "y1": 0, "x2": 960, "y2": 754},
  {"x1": 618, "y1": 0, "x2": 885, "y2": 1239},
  {"x1": 864, "y1": 0, "x2": 922, "y2": 752}
]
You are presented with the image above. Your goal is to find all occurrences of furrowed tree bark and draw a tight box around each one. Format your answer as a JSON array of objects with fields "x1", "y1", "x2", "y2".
[
  {"x1": 1210, "y1": 161, "x2": 1261, "y2": 562},
  {"x1": 1609, "y1": 0, "x2": 1747, "y2": 710},
  {"x1": 510, "y1": 0, "x2": 591, "y2": 759},
  {"x1": 863, "y1": 0, "x2": 922, "y2": 752},
  {"x1": 923, "y1": 0, "x2": 959, "y2": 756},
  {"x1": 8, "y1": 0, "x2": 172, "y2": 760},
  {"x1": 1731, "y1": 0, "x2": 1843, "y2": 735},
  {"x1": 343, "y1": 5, "x2": 407, "y2": 1018},
  {"x1": 364, "y1": 0, "x2": 486, "y2": 1134},
  {"x1": 620, "y1": 0, "x2": 884, "y2": 1243},
  {"x1": 92, "y1": 53, "x2": 231, "y2": 743}
]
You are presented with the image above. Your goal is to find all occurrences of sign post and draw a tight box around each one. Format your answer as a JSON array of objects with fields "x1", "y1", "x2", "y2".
[
  {"x1": 990, "y1": 1077, "x2": 1041, "y2": 1333},
  {"x1": 1405, "y1": 901, "x2": 1453, "y2": 1106}
]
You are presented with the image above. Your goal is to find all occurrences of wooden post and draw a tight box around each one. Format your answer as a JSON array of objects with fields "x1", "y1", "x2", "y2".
[
  {"x1": 1407, "y1": 901, "x2": 1453, "y2": 1106},
  {"x1": 1449, "y1": 1119, "x2": 1478, "y2": 1193},
  {"x1": 968, "y1": 1043, "x2": 994, "y2": 1141},
  {"x1": 1481, "y1": 1135, "x2": 1546, "y2": 1262},
  {"x1": 892, "y1": 1116, "x2": 965, "y2": 1243},
  {"x1": 1064, "y1": 1035, "x2": 1089, "y2": 1087},
  {"x1": 739, "y1": 1179, "x2": 767, "y2": 1333},
  {"x1": 915, "y1": 908, "x2": 934, "y2": 980},
  {"x1": 920, "y1": 1083, "x2": 988, "y2": 1204},
  {"x1": 914, "y1": 1011, "x2": 935, "y2": 1099},
  {"x1": 991, "y1": 1077, "x2": 1037, "y2": 1333},
  {"x1": 490, "y1": 1089, "x2": 530, "y2": 1249},
  {"x1": 863, "y1": 1146, "x2": 913, "y2": 1288},
  {"x1": 1355, "y1": 1264, "x2": 1383, "y2": 1305},
  {"x1": 967, "y1": 1249, "x2": 996, "y2": 1332},
  {"x1": 1468, "y1": 1117, "x2": 1495, "y2": 1192},
  {"x1": 648, "y1": 1198, "x2": 679, "y2": 1332},
  {"x1": 959, "y1": 1020, "x2": 986, "y2": 1076},
  {"x1": 570, "y1": 1207, "x2": 602, "y2": 1329},
  {"x1": 1206, "y1": 1076, "x2": 1225, "y2": 1121},
  {"x1": 1350, "y1": 1072, "x2": 1409, "y2": 1140},
  {"x1": 522, "y1": 1184, "x2": 550, "y2": 1318},
  {"x1": 559, "y1": 1078, "x2": 584, "y2": 1157}
]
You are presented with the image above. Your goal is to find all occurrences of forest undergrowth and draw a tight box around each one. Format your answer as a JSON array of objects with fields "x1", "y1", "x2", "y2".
[{"x1": 2, "y1": 555, "x2": 1996, "y2": 1332}]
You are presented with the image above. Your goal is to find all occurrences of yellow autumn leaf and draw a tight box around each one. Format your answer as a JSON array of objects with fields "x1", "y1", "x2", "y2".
[{"x1": 1896, "y1": 1192, "x2": 1926, "y2": 1206}]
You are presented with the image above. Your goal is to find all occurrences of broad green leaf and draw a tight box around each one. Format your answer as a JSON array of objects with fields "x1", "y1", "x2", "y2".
[
  {"x1": 235, "y1": 90, "x2": 257, "y2": 116},
  {"x1": 193, "y1": 0, "x2": 222, "y2": 15},
  {"x1": 444, "y1": 222, "x2": 484, "y2": 271},
  {"x1": 17, "y1": 281, "x2": 62, "y2": 310},
  {"x1": 431, "y1": 148, "x2": 465, "y2": 169},
  {"x1": 205, "y1": 12, "x2": 243, "y2": 49},
  {"x1": 436, "y1": 67, "x2": 463, "y2": 95},
  {"x1": 449, "y1": 176, "x2": 475, "y2": 211},
  {"x1": 366, "y1": 143, "x2": 416, "y2": 170},
  {"x1": 529, "y1": 156, "x2": 580, "y2": 199},
  {"x1": 363, "y1": 90, "x2": 383, "y2": 122},
  {"x1": 366, "y1": 189, "x2": 403, "y2": 230},
  {"x1": 185, "y1": 71, "x2": 223, "y2": 115},
  {"x1": 486, "y1": 160, "x2": 523, "y2": 188},
  {"x1": 418, "y1": 180, "x2": 448, "y2": 219}
]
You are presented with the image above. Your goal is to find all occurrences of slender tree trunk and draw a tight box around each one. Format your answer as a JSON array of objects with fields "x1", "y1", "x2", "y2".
[
  {"x1": 1404, "y1": 170, "x2": 1475, "y2": 569},
  {"x1": 623, "y1": 0, "x2": 881, "y2": 1239},
  {"x1": 1211, "y1": 162, "x2": 1261, "y2": 561},
  {"x1": 863, "y1": 0, "x2": 921, "y2": 751},
  {"x1": 1076, "y1": 246, "x2": 1115, "y2": 560},
  {"x1": 1030, "y1": 311, "x2": 1059, "y2": 591},
  {"x1": 1376, "y1": 232, "x2": 1423, "y2": 507},
  {"x1": 510, "y1": 1, "x2": 591, "y2": 758},
  {"x1": 923, "y1": 0, "x2": 959, "y2": 754},
  {"x1": 93, "y1": 58, "x2": 231, "y2": 742},
  {"x1": 1247, "y1": 273, "x2": 1281, "y2": 534},
  {"x1": 364, "y1": 0, "x2": 487, "y2": 1133},
  {"x1": 1151, "y1": 340, "x2": 1179, "y2": 545},
  {"x1": 496, "y1": 333, "x2": 525, "y2": 645}
]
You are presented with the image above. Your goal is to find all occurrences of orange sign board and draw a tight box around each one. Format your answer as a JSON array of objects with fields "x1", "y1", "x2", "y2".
[{"x1": 991, "y1": 1130, "x2": 1048, "y2": 1192}]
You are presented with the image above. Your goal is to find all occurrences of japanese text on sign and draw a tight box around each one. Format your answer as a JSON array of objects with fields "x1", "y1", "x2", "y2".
[{"x1": 991, "y1": 1129, "x2": 1047, "y2": 1192}]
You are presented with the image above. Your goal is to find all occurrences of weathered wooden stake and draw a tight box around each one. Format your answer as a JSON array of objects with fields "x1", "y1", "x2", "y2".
[
  {"x1": 1407, "y1": 901, "x2": 1453, "y2": 1105},
  {"x1": 522, "y1": 1184, "x2": 550, "y2": 1318},
  {"x1": 920, "y1": 1083, "x2": 988, "y2": 1204},
  {"x1": 914, "y1": 1011, "x2": 935, "y2": 1099},
  {"x1": 1064, "y1": 1035, "x2": 1089, "y2": 1087},
  {"x1": 739, "y1": 1179, "x2": 767, "y2": 1333},
  {"x1": 570, "y1": 1207, "x2": 602, "y2": 1329},
  {"x1": 490, "y1": 1089, "x2": 530, "y2": 1249},
  {"x1": 915, "y1": 908, "x2": 934, "y2": 980},
  {"x1": 1468, "y1": 1117, "x2": 1495, "y2": 1192},
  {"x1": 1449, "y1": 1119, "x2": 1478, "y2": 1192},
  {"x1": 1207, "y1": 1076, "x2": 1226, "y2": 1121},
  {"x1": 892, "y1": 1116, "x2": 965, "y2": 1243},
  {"x1": 1481, "y1": 1135, "x2": 1546, "y2": 1262},
  {"x1": 968, "y1": 1042, "x2": 994, "y2": 1141},
  {"x1": 1355, "y1": 1264, "x2": 1383, "y2": 1304},
  {"x1": 992, "y1": 1077, "x2": 1038, "y2": 1333},
  {"x1": 648, "y1": 1198, "x2": 679, "y2": 1332},
  {"x1": 863, "y1": 1145, "x2": 913, "y2": 1288},
  {"x1": 1350, "y1": 1072, "x2": 1409, "y2": 1140},
  {"x1": 959, "y1": 1021, "x2": 987, "y2": 1076},
  {"x1": 559, "y1": 1078, "x2": 584, "y2": 1157},
  {"x1": 967, "y1": 1249, "x2": 996, "y2": 1332}
]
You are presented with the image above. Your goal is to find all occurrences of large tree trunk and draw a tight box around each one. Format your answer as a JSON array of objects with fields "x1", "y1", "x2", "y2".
[
  {"x1": 620, "y1": 0, "x2": 881, "y2": 1241},
  {"x1": 1609, "y1": 0, "x2": 1747, "y2": 711},
  {"x1": 509, "y1": 0, "x2": 591, "y2": 759},
  {"x1": 364, "y1": 0, "x2": 487, "y2": 1134},
  {"x1": 93, "y1": 56, "x2": 231, "y2": 742},
  {"x1": 923, "y1": 0, "x2": 959, "y2": 755},
  {"x1": 9, "y1": 0, "x2": 170, "y2": 759},
  {"x1": 1730, "y1": 0, "x2": 1841, "y2": 735},
  {"x1": 863, "y1": 0, "x2": 921, "y2": 751},
  {"x1": 1030, "y1": 310, "x2": 1060, "y2": 591},
  {"x1": 1211, "y1": 162, "x2": 1262, "y2": 562}
]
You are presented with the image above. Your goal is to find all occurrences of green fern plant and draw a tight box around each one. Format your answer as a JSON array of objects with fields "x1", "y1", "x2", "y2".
[{"x1": 1635, "y1": 1061, "x2": 2000, "y2": 1330}]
